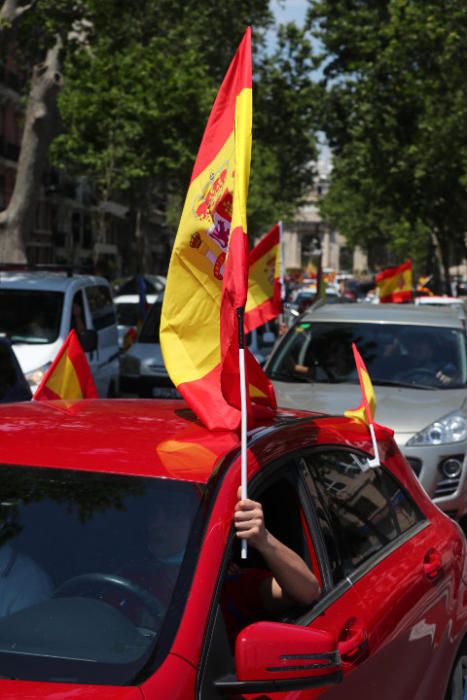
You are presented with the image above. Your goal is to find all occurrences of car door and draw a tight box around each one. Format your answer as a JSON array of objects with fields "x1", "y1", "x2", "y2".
[
  {"x1": 300, "y1": 448, "x2": 452, "y2": 700},
  {"x1": 198, "y1": 454, "x2": 366, "y2": 700}
]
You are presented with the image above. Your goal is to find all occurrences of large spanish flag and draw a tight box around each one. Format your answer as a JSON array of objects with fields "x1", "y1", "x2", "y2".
[
  {"x1": 344, "y1": 343, "x2": 376, "y2": 425},
  {"x1": 244, "y1": 223, "x2": 283, "y2": 332},
  {"x1": 33, "y1": 330, "x2": 98, "y2": 401},
  {"x1": 375, "y1": 260, "x2": 413, "y2": 303},
  {"x1": 160, "y1": 28, "x2": 276, "y2": 431}
]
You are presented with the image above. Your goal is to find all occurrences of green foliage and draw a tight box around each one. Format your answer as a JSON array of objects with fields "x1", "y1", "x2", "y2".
[{"x1": 308, "y1": 0, "x2": 467, "y2": 273}]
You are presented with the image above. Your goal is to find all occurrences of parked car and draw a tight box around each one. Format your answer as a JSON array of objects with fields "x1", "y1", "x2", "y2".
[
  {"x1": 120, "y1": 305, "x2": 277, "y2": 397},
  {"x1": 0, "y1": 270, "x2": 120, "y2": 397},
  {"x1": 266, "y1": 302, "x2": 467, "y2": 522},
  {"x1": 114, "y1": 293, "x2": 159, "y2": 349},
  {"x1": 0, "y1": 336, "x2": 31, "y2": 402},
  {"x1": 0, "y1": 397, "x2": 465, "y2": 697},
  {"x1": 119, "y1": 299, "x2": 180, "y2": 398}
]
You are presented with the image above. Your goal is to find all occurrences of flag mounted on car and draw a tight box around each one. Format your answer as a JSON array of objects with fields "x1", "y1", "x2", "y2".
[
  {"x1": 160, "y1": 27, "x2": 276, "y2": 431},
  {"x1": 244, "y1": 222, "x2": 283, "y2": 332},
  {"x1": 375, "y1": 260, "x2": 413, "y2": 303},
  {"x1": 345, "y1": 343, "x2": 380, "y2": 467},
  {"x1": 33, "y1": 330, "x2": 98, "y2": 401}
]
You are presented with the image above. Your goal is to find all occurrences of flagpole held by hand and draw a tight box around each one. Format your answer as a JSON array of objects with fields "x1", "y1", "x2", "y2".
[{"x1": 237, "y1": 308, "x2": 248, "y2": 559}]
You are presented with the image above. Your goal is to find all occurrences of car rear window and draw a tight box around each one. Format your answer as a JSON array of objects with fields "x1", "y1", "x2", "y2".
[
  {"x1": 0, "y1": 465, "x2": 205, "y2": 685},
  {"x1": 0, "y1": 290, "x2": 63, "y2": 344}
]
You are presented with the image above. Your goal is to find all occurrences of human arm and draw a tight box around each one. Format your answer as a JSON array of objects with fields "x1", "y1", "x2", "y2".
[{"x1": 234, "y1": 488, "x2": 321, "y2": 612}]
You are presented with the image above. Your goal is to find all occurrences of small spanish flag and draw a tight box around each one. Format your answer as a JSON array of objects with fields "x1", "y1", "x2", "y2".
[
  {"x1": 33, "y1": 330, "x2": 98, "y2": 401},
  {"x1": 345, "y1": 343, "x2": 380, "y2": 466},
  {"x1": 245, "y1": 223, "x2": 282, "y2": 332},
  {"x1": 375, "y1": 260, "x2": 412, "y2": 303}
]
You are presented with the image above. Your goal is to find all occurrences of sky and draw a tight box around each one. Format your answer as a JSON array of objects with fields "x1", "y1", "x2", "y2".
[
  {"x1": 270, "y1": 0, "x2": 308, "y2": 26},
  {"x1": 269, "y1": 0, "x2": 331, "y2": 172}
]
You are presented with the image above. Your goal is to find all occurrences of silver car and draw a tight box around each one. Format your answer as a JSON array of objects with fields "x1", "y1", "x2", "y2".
[{"x1": 265, "y1": 303, "x2": 467, "y2": 521}]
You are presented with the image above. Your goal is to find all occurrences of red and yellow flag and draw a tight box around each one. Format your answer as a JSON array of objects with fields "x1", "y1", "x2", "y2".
[
  {"x1": 344, "y1": 343, "x2": 376, "y2": 425},
  {"x1": 375, "y1": 260, "x2": 413, "y2": 303},
  {"x1": 33, "y1": 330, "x2": 98, "y2": 401},
  {"x1": 244, "y1": 223, "x2": 282, "y2": 332},
  {"x1": 160, "y1": 28, "x2": 276, "y2": 431}
]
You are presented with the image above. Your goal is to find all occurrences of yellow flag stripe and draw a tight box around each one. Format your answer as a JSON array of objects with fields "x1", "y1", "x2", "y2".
[{"x1": 47, "y1": 352, "x2": 83, "y2": 400}]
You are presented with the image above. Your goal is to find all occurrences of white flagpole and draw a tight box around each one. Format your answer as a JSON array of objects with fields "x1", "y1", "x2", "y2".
[
  {"x1": 278, "y1": 221, "x2": 286, "y2": 328},
  {"x1": 367, "y1": 422, "x2": 381, "y2": 468},
  {"x1": 237, "y1": 308, "x2": 248, "y2": 559}
]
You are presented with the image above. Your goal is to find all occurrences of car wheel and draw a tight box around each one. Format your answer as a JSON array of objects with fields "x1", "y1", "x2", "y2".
[{"x1": 445, "y1": 642, "x2": 467, "y2": 700}]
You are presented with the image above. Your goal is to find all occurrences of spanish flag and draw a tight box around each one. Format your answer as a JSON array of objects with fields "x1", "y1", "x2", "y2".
[
  {"x1": 345, "y1": 343, "x2": 380, "y2": 466},
  {"x1": 375, "y1": 260, "x2": 413, "y2": 303},
  {"x1": 345, "y1": 343, "x2": 376, "y2": 425},
  {"x1": 244, "y1": 223, "x2": 283, "y2": 332},
  {"x1": 33, "y1": 330, "x2": 98, "y2": 401},
  {"x1": 160, "y1": 28, "x2": 276, "y2": 431}
]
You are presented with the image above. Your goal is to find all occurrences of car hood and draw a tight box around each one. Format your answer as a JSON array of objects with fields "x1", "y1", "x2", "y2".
[
  {"x1": 12, "y1": 343, "x2": 59, "y2": 374},
  {"x1": 127, "y1": 342, "x2": 164, "y2": 364},
  {"x1": 272, "y1": 381, "x2": 467, "y2": 445}
]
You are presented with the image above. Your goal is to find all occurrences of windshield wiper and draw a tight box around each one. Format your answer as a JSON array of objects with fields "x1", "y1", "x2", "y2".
[{"x1": 371, "y1": 379, "x2": 432, "y2": 390}]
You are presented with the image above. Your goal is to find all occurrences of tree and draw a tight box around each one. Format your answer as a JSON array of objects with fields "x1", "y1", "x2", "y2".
[{"x1": 308, "y1": 0, "x2": 467, "y2": 285}]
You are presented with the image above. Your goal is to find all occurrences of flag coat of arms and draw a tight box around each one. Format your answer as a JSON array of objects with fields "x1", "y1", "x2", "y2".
[
  {"x1": 33, "y1": 330, "x2": 98, "y2": 401},
  {"x1": 375, "y1": 260, "x2": 413, "y2": 303},
  {"x1": 160, "y1": 28, "x2": 276, "y2": 431},
  {"x1": 244, "y1": 223, "x2": 282, "y2": 333}
]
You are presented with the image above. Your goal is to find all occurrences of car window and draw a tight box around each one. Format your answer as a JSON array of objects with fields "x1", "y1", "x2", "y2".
[
  {"x1": 301, "y1": 450, "x2": 425, "y2": 580},
  {"x1": 267, "y1": 320, "x2": 467, "y2": 388},
  {"x1": 116, "y1": 302, "x2": 140, "y2": 327},
  {"x1": 0, "y1": 464, "x2": 206, "y2": 685},
  {"x1": 85, "y1": 285, "x2": 116, "y2": 330},
  {"x1": 139, "y1": 302, "x2": 162, "y2": 343},
  {"x1": 0, "y1": 290, "x2": 63, "y2": 344}
]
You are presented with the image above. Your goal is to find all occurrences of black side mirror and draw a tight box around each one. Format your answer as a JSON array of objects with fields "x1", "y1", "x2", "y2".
[{"x1": 78, "y1": 329, "x2": 98, "y2": 353}]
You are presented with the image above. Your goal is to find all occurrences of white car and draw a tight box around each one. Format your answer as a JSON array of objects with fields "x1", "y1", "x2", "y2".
[{"x1": 0, "y1": 270, "x2": 120, "y2": 397}]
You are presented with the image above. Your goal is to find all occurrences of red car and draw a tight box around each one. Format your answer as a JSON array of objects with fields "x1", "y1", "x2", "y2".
[{"x1": 0, "y1": 398, "x2": 465, "y2": 699}]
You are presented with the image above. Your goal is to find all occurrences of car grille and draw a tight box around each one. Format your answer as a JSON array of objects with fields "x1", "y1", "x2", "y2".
[
  {"x1": 434, "y1": 478, "x2": 460, "y2": 498},
  {"x1": 406, "y1": 457, "x2": 422, "y2": 477}
]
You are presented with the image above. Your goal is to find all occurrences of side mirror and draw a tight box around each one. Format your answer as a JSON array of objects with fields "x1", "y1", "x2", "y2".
[
  {"x1": 214, "y1": 621, "x2": 342, "y2": 694},
  {"x1": 78, "y1": 329, "x2": 98, "y2": 353}
]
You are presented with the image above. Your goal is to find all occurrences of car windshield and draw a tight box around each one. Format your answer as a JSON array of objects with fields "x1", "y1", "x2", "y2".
[
  {"x1": 116, "y1": 302, "x2": 140, "y2": 327},
  {"x1": 139, "y1": 303, "x2": 162, "y2": 344},
  {"x1": 0, "y1": 465, "x2": 205, "y2": 684},
  {"x1": 267, "y1": 321, "x2": 467, "y2": 388},
  {"x1": 0, "y1": 290, "x2": 63, "y2": 344}
]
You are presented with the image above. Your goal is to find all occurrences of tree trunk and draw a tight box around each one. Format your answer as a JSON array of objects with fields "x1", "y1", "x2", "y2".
[{"x1": 0, "y1": 36, "x2": 63, "y2": 262}]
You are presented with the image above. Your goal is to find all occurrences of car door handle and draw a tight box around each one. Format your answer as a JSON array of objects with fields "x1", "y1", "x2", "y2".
[
  {"x1": 423, "y1": 548, "x2": 443, "y2": 581},
  {"x1": 337, "y1": 618, "x2": 368, "y2": 663}
]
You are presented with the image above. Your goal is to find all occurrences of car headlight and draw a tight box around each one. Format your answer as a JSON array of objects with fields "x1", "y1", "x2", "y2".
[
  {"x1": 25, "y1": 363, "x2": 51, "y2": 389},
  {"x1": 406, "y1": 410, "x2": 467, "y2": 446}
]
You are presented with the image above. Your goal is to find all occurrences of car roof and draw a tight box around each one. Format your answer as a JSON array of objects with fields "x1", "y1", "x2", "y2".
[
  {"x1": 0, "y1": 271, "x2": 109, "y2": 292},
  {"x1": 0, "y1": 399, "x2": 318, "y2": 483},
  {"x1": 300, "y1": 302, "x2": 465, "y2": 328}
]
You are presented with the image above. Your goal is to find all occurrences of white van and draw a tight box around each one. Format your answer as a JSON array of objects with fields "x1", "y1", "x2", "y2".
[{"x1": 0, "y1": 271, "x2": 120, "y2": 397}]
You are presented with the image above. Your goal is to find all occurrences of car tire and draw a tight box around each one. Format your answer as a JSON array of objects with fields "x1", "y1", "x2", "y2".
[{"x1": 445, "y1": 639, "x2": 467, "y2": 700}]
